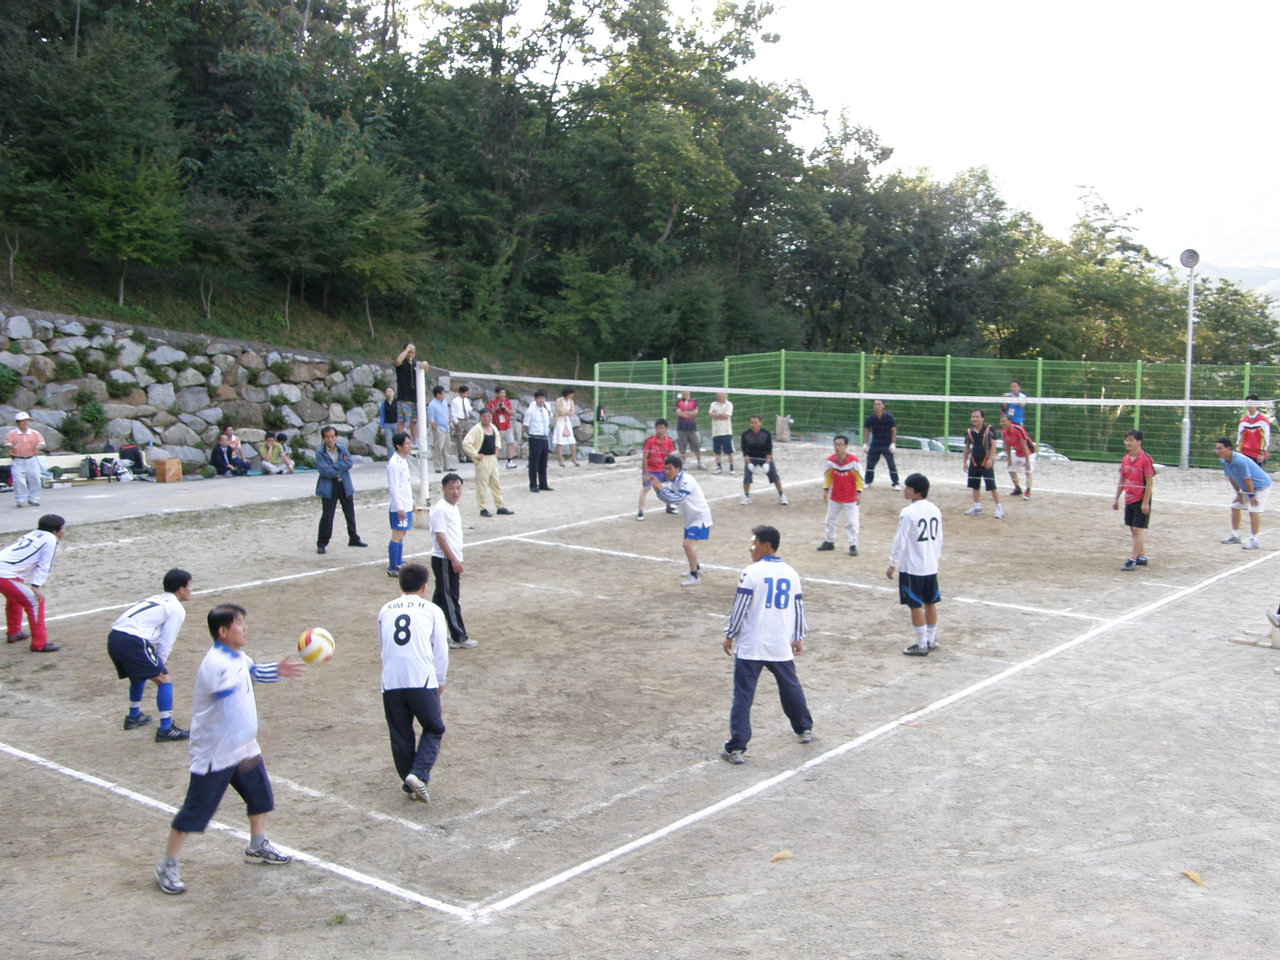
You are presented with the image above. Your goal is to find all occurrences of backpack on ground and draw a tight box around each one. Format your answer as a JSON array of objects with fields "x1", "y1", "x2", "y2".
[
  {"x1": 78, "y1": 457, "x2": 100, "y2": 479},
  {"x1": 99, "y1": 456, "x2": 118, "y2": 480}
]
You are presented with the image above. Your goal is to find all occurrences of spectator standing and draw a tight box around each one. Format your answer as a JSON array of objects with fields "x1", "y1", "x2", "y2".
[
  {"x1": 426, "y1": 385, "x2": 451, "y2": 474},
  {"x1": 1113, "y1": 429, "x2": 1154, "y2": 571},
  {"x1": 1216, "y1": 437, "x2": 1271, "y2": 551},
  {"x1": 962, "y1": 409, "x2": 1003, "y2": 519},
  {"x1": 315, "y1": 426, "x2": 368, "y2": 554},
  {"x1": 379, "y1": 387, "x2": 399, "y2": 459},
  {"x1": 708, "y1": 391, "x2": 735, "y2": 474},
  {"x1": 524, "y1": 390, "x2": 553, "y2": 492},
  {"x1": 488, "y1": 386, "x2": 518, "y2": 468},
  {"x1": 450, "y1": 385, "x2": 474, "y2": 463},
  {"x1": 818, "y1": 435, "x2": 862, "y2": 556},
  {"x1": 861, "y1": 399, "x2": 899, "y2": 489},
  {"x1": 1237, "y1": 394, "x2": 1272, "y2": 466},
  {"x1": 1001, "y1": 380, "x2": 1028, "y2": 426},
  {"x1": 395, "y1": 344, "x2": 422, "y2": 438},
  {"x1": 4, "y1": 412, "x2": 45, "y2": 508},
  {"x1": 675, "y1": 390, "x2": 704, "y2": 469},
  {"x1": 553, "y1": 387, "x2": 579, "y2": 466},
  {"x1": 463, "y1": 408, "x2": 513, "y2": 518}
]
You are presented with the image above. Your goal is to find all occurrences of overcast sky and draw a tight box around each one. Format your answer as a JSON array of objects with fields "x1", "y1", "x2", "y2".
[{"x1": 679, "y1": 0, "x2": 1277, "y2": 268}]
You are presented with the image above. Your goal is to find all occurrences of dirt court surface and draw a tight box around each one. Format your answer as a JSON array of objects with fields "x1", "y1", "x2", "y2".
[{"x1": 2, "y1": 446, "x2": 1277, "y2": 959}]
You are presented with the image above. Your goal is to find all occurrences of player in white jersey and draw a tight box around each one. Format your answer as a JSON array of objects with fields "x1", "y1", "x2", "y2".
[
  {"x1": 886, "y1": 473, "x2": 944, "y2": 656},
  {"x1": 378, "y1": 563, "x2": 450, "y2": 803},
  {"x1": 652, "y1": 454, "x2": 713, "y2": 586},
  {"x1": 720, "y1": 525, "x2": 813, "y2": 763},
  {"x1": 107, "y1": 568, "x2": 193, "y2": 740},
  {"x1": 386, "y1": 431, "x2": 414, "y2": 577},
  {"x1": 0, "y1": 513, "x2": 65, "y2": 652},
  {"x1": 155, "y1": 603, "x2": 304, "y2": 895}
]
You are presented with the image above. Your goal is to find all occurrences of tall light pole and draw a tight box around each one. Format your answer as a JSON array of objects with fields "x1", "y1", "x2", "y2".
[{"x1": 1179, "y1": 248, "x2": 1199, "y2": 470}]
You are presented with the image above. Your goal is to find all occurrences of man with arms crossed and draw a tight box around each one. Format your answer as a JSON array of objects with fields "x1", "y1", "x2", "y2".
[
  {"x1": 708, "y1": 390, "x2": 735, "y2": 474},
  {"x1": 887, "y1": 473, "x2": 944, "y2": 657}
]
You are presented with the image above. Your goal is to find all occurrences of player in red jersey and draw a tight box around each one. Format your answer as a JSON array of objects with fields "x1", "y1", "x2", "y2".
[
  {"x1": 1236, "y1": 394, "x2": 1272, "y2": 465},
  {"x1": 637, "y1": 419, "x2": 676, "y2": 520},
  {"x1": 998, "y1": 413, "x2": 1034, "y2": 500},
  {"x1": 817, "y1": 435, "x2": 863, "y2": 556},
  {"x1": 487, "y1": 386, "x2": 517, "y2": 468},
  {"x1": 1112, "y1": 429, "x2": 1154, "y2": 571}
]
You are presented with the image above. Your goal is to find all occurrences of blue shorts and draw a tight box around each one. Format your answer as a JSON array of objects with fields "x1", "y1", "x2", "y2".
[
  {"x1": 712, "y1": 435, "x2": 733, "y2": 454},
  {"x1": 171, "y1": 755, "x2": 274, "y2": 833},
  {"x1": 644, "y1": 470, "x2": 665, "y2": 489},
  {"x1": 107, "y1": 629, "x2": 165, "y2": 681},
  {"x1": 389, "y1": 510, "x2": 414, "y2": 532},
  {"x1": 898, "y1": 572, "x2": 941, "y2": 609},
  {"x1": 684, "y1": 524, "x2": 711, "y2": 541}
]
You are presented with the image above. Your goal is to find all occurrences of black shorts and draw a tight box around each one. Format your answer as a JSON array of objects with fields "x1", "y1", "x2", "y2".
[
  {"x1": 1123, "y1": 501, "x2": 1150, "y2": 529},
  {"x1": 712, "y1": 435, "x2": 734, "y2": 455},
  {"x1": 898, "y1": 572, "x2": 941, "y2": 608},
  {"x1": 967, "y1": 464, "x2": 996, "y2": 491},
  {"x1": 171, "y1": 755, "x2": 274, "y2": 834},
  {"x1": 107, "y1": 629, "x2": 165, "y2": 681}
]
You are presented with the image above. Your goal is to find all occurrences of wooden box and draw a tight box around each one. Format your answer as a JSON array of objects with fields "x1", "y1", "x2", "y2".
[{"x1": 153, "y1": 458, "x2": 183, "y2": 483}]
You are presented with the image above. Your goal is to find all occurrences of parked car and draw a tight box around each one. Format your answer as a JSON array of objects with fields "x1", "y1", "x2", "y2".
[
  {"x1": 893, "y1": 434, "x2": 946, "y2": 452},
  {"x1": 931, "y1": 436, "x2": 968, "y2": 453}
]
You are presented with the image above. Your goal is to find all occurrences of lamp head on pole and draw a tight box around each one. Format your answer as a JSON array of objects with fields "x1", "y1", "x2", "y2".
[{"x1": 1180, "y1": 249, "x2": 1199, "y2": 270}]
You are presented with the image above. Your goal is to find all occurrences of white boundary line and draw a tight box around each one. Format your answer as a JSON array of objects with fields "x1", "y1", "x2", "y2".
[
  {"x1": 471, "y1": 546, "x2": 1280, "y2": 918},
  {"x1": 0, "y1": 740, "x2": 473, "y2": 919}
]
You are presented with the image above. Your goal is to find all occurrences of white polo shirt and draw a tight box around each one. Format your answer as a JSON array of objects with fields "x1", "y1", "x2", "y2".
[{"x1": 429, "y1": 500, "x2": 463, "y2": 562}]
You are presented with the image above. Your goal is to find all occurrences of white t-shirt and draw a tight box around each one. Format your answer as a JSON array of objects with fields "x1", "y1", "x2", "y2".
[
  {"x1": 110, "y1": 591, "x2": 186, "y2": 663},
  {"x1": 387, "y1": 453, "x2": 413, "y2": 514},
  {"x1": 429, "y1": 500, "x2": 463, "y2": 561},
  {"x1": 724, "y1": 555, "x2": 806, "y2": 660},
  {"x1": 0, "y1": 529, "x2": 59, "y2": 587},
  {"x1": 378, "y1": 594, "x2": 449, "y2": 691},
  {"x1": 889, "y1": 498, "x2": 944, "y2": 575},
  {"x1": 187, "y1": 643, "x2": 261, "y2": 774},
  {"x1": 655, "y1": 470, "x2": 712, "y2": 528},
  {"x1": 708, "y1": 400, "x2": 734, "y2": 437}
]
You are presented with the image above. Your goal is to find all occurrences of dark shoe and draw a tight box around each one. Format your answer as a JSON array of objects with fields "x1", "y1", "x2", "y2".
[
  {"x1": 316, "y1": 544, "x2": 327, "y2": 554},
  {"x1": 348, "y1": 539, "x2": 368, "y2": 548},
  {"x1": 665, "y1": 504, "x2": 677, "y2": 514},
  {"x1": 1011, "y1": 486, "x2": 1023, "y2": 497},
  {"x1": 720, "y1": 748, "x2": 746, "y2": 764},
  {"x1": 817, "y1": 541, "x2": 835, "y2": 551},
  {"x1": 496, "y1": 507, "x2": 514, "y2": 515},
  {"x1": 480, "y1": 509, "x2": 492, "y2": 517},
  {"x1": 123, "y1": 713, "x2": 153, "y2": 730},
  {"x1": 7, "y1": 630, "x2": 30, "y2": 643},
  {"x1": 387, "y1": 567, "x2": 400, "y2": 578},
  {"x1": 155, "y1": 724, "x2": 190, "y2": 742},
  {"x1": 1121, "y1": 558, "x2": 1137, "y2": 572},
  {"x1": 1135, "y1": 555, "x2": 1149, "y2": 566},
  {"x1": 30, "y1": 643, "x2": 60, "y2": 652},
  {"x1": 539, "y1": 485, "x2": 554, "y2": 491},
  {"x1": 530, "y1": 486, "x2": 540, "y2": 493},
  {"x1": 849, "y1": 545, "x2": 858, "y2": 557},
  {"x1": 903, "y1": 643, "x2": 930, "y2": 656}
]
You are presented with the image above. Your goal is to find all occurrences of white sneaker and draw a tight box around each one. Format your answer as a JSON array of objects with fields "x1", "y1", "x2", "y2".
[
  {"x1": 994, "y1": 506, "x2": 1004, "y2": 519},
  {"x1": 1222, "y1": 533, "x2": 1242, "y2": 544},
  {"x1": 740, "y1": 495, "x2": 751, "y2": 505},
  {"x1": 681, "y1": 572, "x2": 701, "y2": 587},
  {"x1": 1244, "y1": 538, "x2": 1260, "y2": 550},
  {"x1": 1266, "y1": 610, "x2": 1280, "y2": 629},
  {"x1": 636, "y1": 510, "x2": 645, "y2": 521},
  {"x1": 964, "y1": 504, "x2": 982, "y2": 515},
  {"x1": 778, "y1": 494, "x2": 789, "y2": 505}
]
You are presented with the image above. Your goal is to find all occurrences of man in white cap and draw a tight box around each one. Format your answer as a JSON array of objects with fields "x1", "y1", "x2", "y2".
[{"x1": 5, "y1": 413, "x2": 46, "y2": 508}]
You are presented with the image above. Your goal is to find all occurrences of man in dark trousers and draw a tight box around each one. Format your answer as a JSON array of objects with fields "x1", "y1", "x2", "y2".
[{"x1": 861, "y1": 398, "x2": 899, "y2": 489}]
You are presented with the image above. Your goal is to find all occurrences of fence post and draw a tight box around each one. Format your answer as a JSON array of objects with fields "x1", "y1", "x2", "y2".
[
  {"x1": 593, "y1": 362, "x2": 600, "y2": 439},
  {"x1": 1134, "y1": 359, "x2": 1142, "y2": 431},
  {"x1": 1035, "y1": 355, "x2": 1043, "y2": 446},
  {"x1": 1243, "y1": 362, "x2": 1251, "y2": 400},
  {"x1": 858, "y1": 352, "x2": 866, "y2": 430},
  {"x1": 661, "y1": 358, "x2": 668, "y2": 423},
  {"x1": 943, "y1": 355, "x2": 951, "y2": 443},
  {"x1": 779, "y1": 349, "x2": 786, "y2": 415},
  {"x1": 723, "y1": 356, "x2": 729, "y2": 390}
]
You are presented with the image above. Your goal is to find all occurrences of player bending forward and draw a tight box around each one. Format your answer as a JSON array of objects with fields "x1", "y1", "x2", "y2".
[
  {"x1": 154, "y1": 604, "x2": 304, "y2": 895},
  {"x1": 652, "y1": 454, "x2": 713, "y2": 586},
  {"x1": 886, "y1": 473, "x2": 944, "y2": 657}
]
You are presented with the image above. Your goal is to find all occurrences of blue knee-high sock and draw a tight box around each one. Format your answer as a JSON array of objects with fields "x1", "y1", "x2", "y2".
[
  {"x1": 128, "y1": 680, "x2": 146, "y2": 717},
  {"x1": 388, "y1": 540, "x2": 396, "y2": 570},
  {"x1": 156, "y1": 681, "x2": 173, "y2": 730},
  {"x1": 394, "y1": 540, "x2": 404, "y2": 567}
]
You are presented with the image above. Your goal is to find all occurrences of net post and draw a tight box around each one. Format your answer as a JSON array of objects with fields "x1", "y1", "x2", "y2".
[
  {"x1": 661, "y1": 358, "x2": 668, "y2": 423},
  {"x1": 1134, "y1": 359, "x2": 1143, "y2": 432},
  {"x1": 593, "y1": 361, "x2": 600, "y2": 451},
  {"x1": 722, "y1": 356, "x2": 729, "y2": 390},
  {"x1": 1243, "y1": 361, "x2": 1251, "y2": 400},
  {"x1": 779, "y1": 349, "x2": 786, "y2": 416},
  {"x1": 1035, "y1": 355, "x2": 1043, "y2": 446},
  {"x1": 858, "y1": 352, "x2": 866, "y2": 430},
  {"x1": 943, "y1": 355, "x2": 952, "y2": 443}
]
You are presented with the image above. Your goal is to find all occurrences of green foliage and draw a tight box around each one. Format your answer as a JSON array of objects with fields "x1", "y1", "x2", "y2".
[
  {"x1": 262, "y1": 407, "x2": 286, "y2": 430},
  {"x1": 72, "y1": 348, "x2": 108, "y2": 378},
  {"x1": 372, "y1": 372, "x2": 390, "y2": 392},
  {"x1": 105, "y1": 378, "x2": 134, "y2": 399},
  {"x1": 246, "y1": 367, "x2": 262, "y2": 386},
  {"x1": 189, "y1": 357, "x2": 214, "y2": 376},
  {"x1": 0, "y1": 365, "x2": 18, "y2": 402},
  {"x1": 139, "y1": 356, "x2": 166, "y2": 380},
  {"x1": 268, "y1": 360, "x2": 292, "y2": 381},
  {"x1": 84, "y1": 322, "x2": 103, "y2": 338},
  {"x1": 268, "y1": 394, "x2": 287, "y2": 408},
  {"x1": 75, "y1": 393, "x2": 108, "y2": 434},
  {"x1": 54, "y1": 355, "x2": 83, "y2": 380}
]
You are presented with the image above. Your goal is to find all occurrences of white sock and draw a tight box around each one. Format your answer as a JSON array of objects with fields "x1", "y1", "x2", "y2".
[
  {"x1": 914, "y1": 625, "x2": 928, "y2": 647},
  {"x1": 926, "y1": 625, "x2": 937, "y2": 648}
]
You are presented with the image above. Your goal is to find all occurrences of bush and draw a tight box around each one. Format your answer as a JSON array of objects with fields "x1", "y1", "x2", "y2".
[
  {"x1": 76, "y1": 395, "x2": 108, "y2": 434},
  {"x1": 372, "y1": 372, "x2": 390, "y2": 392},
  {"x1": 105, "y1": 378, "x2": 134, "y2": 399},
  {"x1": 84, "y1": 321, "x2": 103, "y2": 338},
  {"x1": 246, "y1": 367, "x2": 261, "y2": 386},
  {"x1": 268, "y1": 393, "x2": 287, "y2": 407},
  {"x1": 263, "y1": 407, "x2": 286, "y2": 430},
  {"x1": 0, "y1": 365, "x2": 18, "y2": 403},
  {"x1": 73, "y1": 347, "x2": 108, "y2": 378},
  {"x1": 268, "y1": 360, "x2": 291, "y2": 381},
  {"x1": 54, "y1": 356, "x2": 83, "y2": 380},
  {"x1": 189, "y1": 357, "x2": 214, "y2": 376},
  {"x1": 140, "y1": 356, "x2": 165, "y2": 380},
  {"x1": 60, "y1": 413, "x2": 89, "y2": 447}
]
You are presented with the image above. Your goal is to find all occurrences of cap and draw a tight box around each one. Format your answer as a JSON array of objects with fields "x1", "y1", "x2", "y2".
[{"x1": 14, "y1": 412, "x2": 30, "y2": 421}]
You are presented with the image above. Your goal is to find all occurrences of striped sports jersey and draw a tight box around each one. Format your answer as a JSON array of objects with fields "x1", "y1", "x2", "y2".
[
  {"x1": 1237, "y1": 412, "x2": 1272, "y2": 460},
  {"x1": 889, "y1": 498, "x2": 943, "y2": 575},
  {"x1": 824, "y1": 452, "x2": 863, "y2": 503},
  {"x1": 655, "y1": 470, "x2": 712, "y2": 528},
  {"x1": 724, "y1": 555, "x2": 806, "y2": 660},
  {"x1": 0, "y1": 529, "x2": 59, "y2": 588}
]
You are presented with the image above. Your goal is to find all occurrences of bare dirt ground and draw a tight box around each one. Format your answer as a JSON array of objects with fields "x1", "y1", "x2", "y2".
[{"x1": 2, "y1": 446, "x2": 1277, "y2": 959}]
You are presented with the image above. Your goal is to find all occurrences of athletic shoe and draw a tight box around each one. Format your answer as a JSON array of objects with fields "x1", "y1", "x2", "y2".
[
  {"x1": 404, "y1": 773, "x2": 431, "y2": 804},
  {"x1": 155, "y1": 724, "x2": 190, "y2": 742},
  {"x1": 778, "y1": 494, "x2": 789, "y2": 505},
  {"x1": 387, "y1": 567, "x2": 400, "y2": 577},
  {"x1": 316, "y1": 544, "x2": 326, "y2": 554},
  {"x1": 994, "y1": 505, "x2": 1004, "y2": 519},
  {"x1": 797, "y1": 729, "x2": 812, "y2": 744},
  {"x1": 729, "y1": 466, "x2": 735, "y2": 474},
  {"x1": 348, "y1": 539, "x2": 369, "y2": 548},
  {"x1": 30, "y1": 643, "x2": 59, "y2": 652},
  {"x1": 849, "y1": 545, "x2": 858, "y2": 557},
  {"x1": 666, "y1": 504, "x2": 678, "y2": 514},
  {"x1": 505, "y1": 461, "x2": 517, "y2": 469},
  {"x1": 496, "y1": 508, "x2": 514, "y2": 515},
  {"x1": 636, "y1": 510, "x2": 645, "y2": 521},
  {"x1": 1221, "y1": 533, "x2": 1242, "y2": 544},
  {"x1": 817, "y1": 541, "x2": 835, "y2": 551},
  {"x1": 902, "y1": 643, "x2": 930, "y2": 656},
  {"x1": 449, "y1": 637, "x2": 478, "y2": 649},
  {"x1": 14, "y1": 502, "x2": 22, "y2": 509},
  {"x1": 964, "y1": 504, "x2": 982, "y2": 515},
  {"x1": 714, "y1": 464, "x2": 722, "y2": 474},
  {"x1": 740, "y1": 495, "x2": 751, "y2": 505},
  {"x1": 1022, "y1": 492, "x2": 1031, "y2": 501},
  {"x1": 539, "y1": 485, "x2": 554, "y2": 491},
  {"x1": 1135, "y1": 555, "x2": 1149, "y2": 565},
  {"x1": 480, "y1": 509, "x2": 492, "y2": 517},
  {"x1": 1011, "y1": 486, "x2": 1023, "y2": 497},
  {"x1": 681, "y1": 572, "x2": 701, "y2": 587},
  {"x1": 1121, "y1": 558, "x2": 1137, "y2": 571},
  {"x1": 720, "y1": 748, "x2": 746, "y2": 765},
  {"x1": 244, "y1": 838, "x2": 291, "y2": 865},
  {"x1": 123, "y1": 713, "x2": 153, "y2": 730},
  {"x1": 891, "y1": 483, "x2": 900, "y2": 491},
  {"x1": 1244, "y1": 538, "x2": 1260, "y2": 550},
  {"x1": 1267, "y1": 610, "x2": 1280, "y2": 630},
  {"x1": 6, "y1": 630, "x2": 29, "y2": 643},
  {"x1": 154, "y1": 859, "x2": 185, "y2": 895}
]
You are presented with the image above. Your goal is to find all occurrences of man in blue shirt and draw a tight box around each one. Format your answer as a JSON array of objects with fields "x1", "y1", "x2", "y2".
[
  {"x1": 1001, "y1": 380, "x2": 1028, "y2": 426},
  {"x1": 427, "y1": 385, "x2": 451, "y2": 474},
  {"x1": 1215, "y1": 437, "x2": 1271, "y2": 550}
]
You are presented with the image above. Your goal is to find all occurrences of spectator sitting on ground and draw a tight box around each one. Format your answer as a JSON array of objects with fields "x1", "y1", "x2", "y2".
[
  {"x1": 221, "y1": 425, "x2": 245, "y2": 461},
  {"x1": 210, "y1": 433, "x2": 249, "y2": 476},
  {"x1": 261, "y1": 433, "x2": 294, "y2": 475}
]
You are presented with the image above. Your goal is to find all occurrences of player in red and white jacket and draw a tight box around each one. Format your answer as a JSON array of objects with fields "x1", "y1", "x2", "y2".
[
  {"x1": 1236, "y1": 394, "x2": 1272, "y2": 465},
  {"x1": 817, "y1": 435, "x2": 863, "y2": 556},
  {"x1": 999, "y1": 413, "x2": 1034, "y2": 500},
  {"x1": 0, "y1": 513, "x2": 64, "y2": 651}
]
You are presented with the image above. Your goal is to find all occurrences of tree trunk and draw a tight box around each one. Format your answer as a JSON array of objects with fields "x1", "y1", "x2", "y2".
[
  {"x1": 657, "y1": 199, "x2": 678, "y2": 243},
  {"x1": 199, "y1": 272, "x2": 214, "y2": 321},
  {"x1": 365, "y1": 291, "x2": 374, "y2": 340},
  {"x1": 3, "y1": 231, "x2": 17, "y2": 288},
  {"x1": 117, "y1": 259, "x2": 128, "y2": 306},
  {"x1": 283, "y1": 268, "x2": 292, "y2": 331}
]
